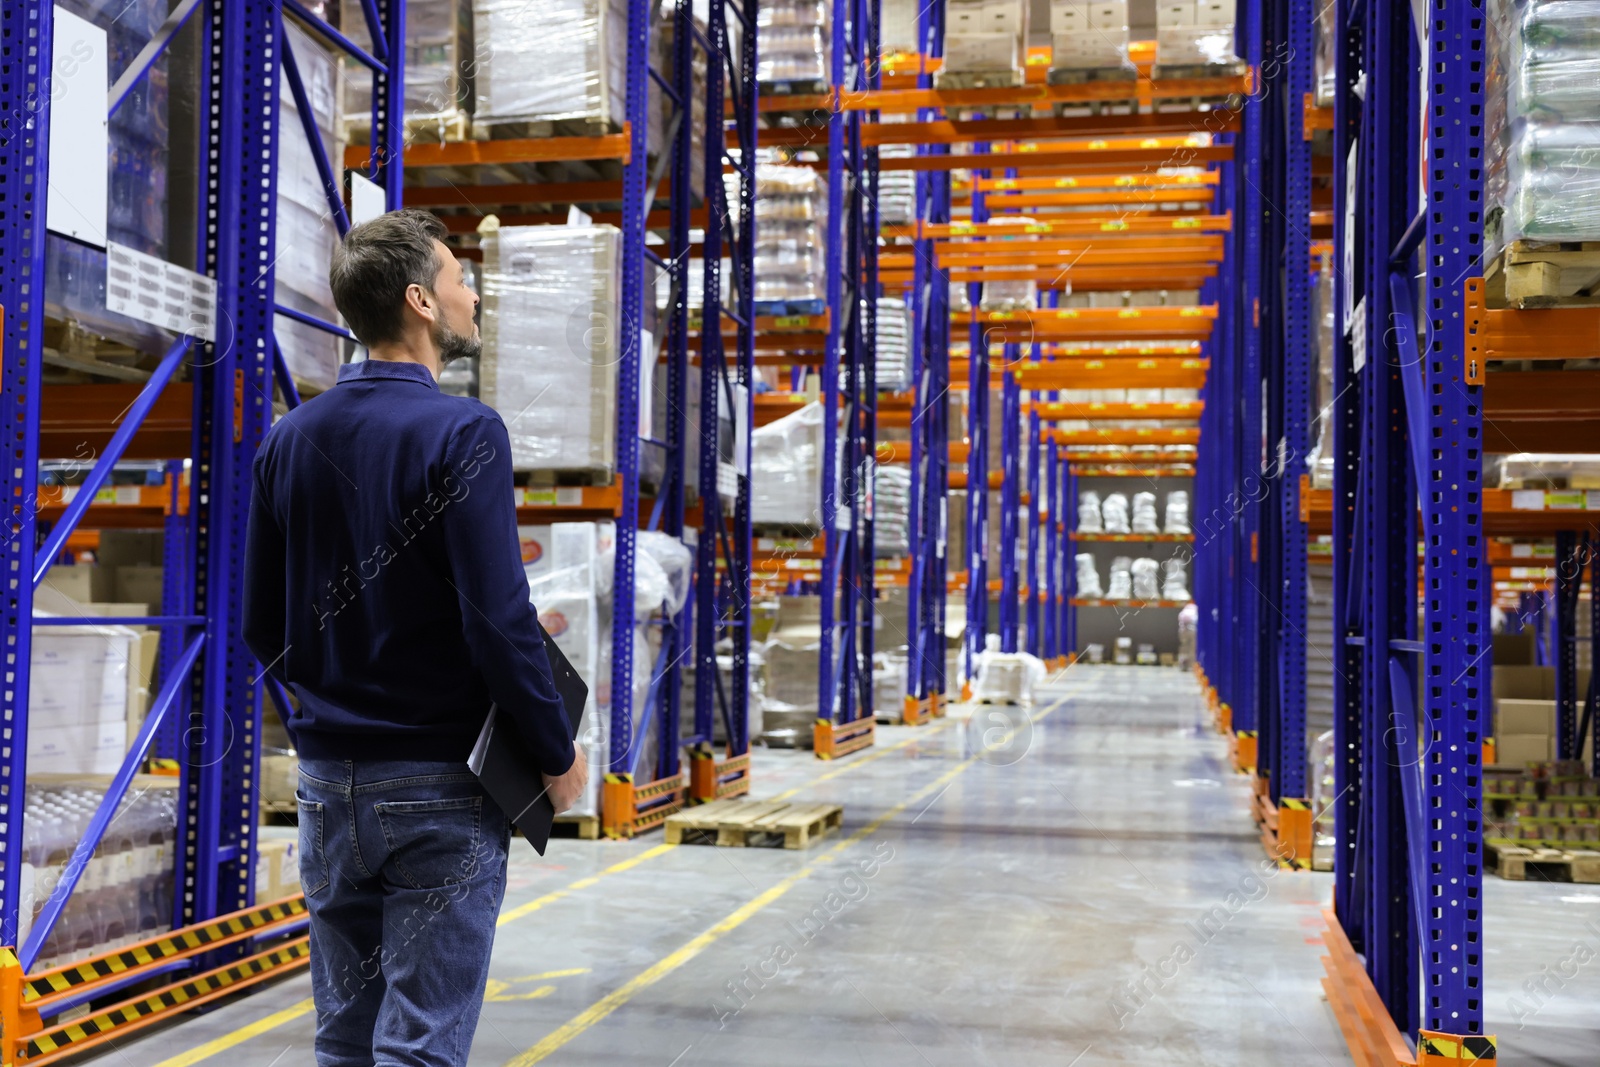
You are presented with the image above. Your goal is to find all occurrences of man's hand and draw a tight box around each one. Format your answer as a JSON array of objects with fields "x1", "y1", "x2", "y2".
[{"x1": 542, "y1": 746, "x2": 589, "y2": 814}]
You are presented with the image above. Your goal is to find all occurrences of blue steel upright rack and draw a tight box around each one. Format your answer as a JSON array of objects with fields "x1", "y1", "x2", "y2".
[{"x1": 0, "y1": 0, "x2": 404, "y2": 1050}]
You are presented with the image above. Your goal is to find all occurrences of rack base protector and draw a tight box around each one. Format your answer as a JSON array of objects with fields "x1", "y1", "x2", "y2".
[
  {"x1": 902, "y1": 695, "x2": 929, "y2": 726},
  {"x1": 688, "y1": 746, "x2": 751, "y2": 804},
  {"x1": 602, "y1": 772, "x2": 688, "y2": 838},
  {"x1": 1322, "y1": 909, "x2": 1498, "y2": 1066},
  {"x1": 814, "y1": 717, "x2": 875, "y2": 760},
  {"x1": 1251, "y1": 778, "x2": 1313, "y2": 870},
  {"x1": 1228, "y1": 729, "x2": 1256, "y2": 775},
  {"x1": 4, "y1": 938, "x2": 309, "y2": 1065}
]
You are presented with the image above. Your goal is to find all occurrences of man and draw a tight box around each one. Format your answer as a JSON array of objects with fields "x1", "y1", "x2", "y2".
[{"x1": 243, "y1": 208, "x2": 587, "y2": 1067}]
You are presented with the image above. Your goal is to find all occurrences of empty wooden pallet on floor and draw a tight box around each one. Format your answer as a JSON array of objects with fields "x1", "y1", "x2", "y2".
[{"x1": 665, "y1": 800, "x2": 843, "y2": 849}]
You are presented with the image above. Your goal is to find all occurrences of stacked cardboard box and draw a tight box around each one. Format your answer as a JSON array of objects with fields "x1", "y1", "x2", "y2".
[
  {"x1": 1153, "y1": 0, "x2": 1242, "y2": 74},
  {"x1": 480, "y1": 225, "x2": 621, "y2": 475},
  {"x1": 1049, "y1": 0, "x2": 1133, "y2": 75},
  {"x1": 1493, "y1": 664, "x2": 1593, "y2": 767},
  {"x1": 939, "y1": 0, "x2": 1027, "y2": 84}
]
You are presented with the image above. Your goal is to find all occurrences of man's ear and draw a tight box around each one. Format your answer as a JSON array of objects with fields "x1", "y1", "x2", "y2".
[{"x1": 404, "y1": 282, "x2": 438, "y2": 324}]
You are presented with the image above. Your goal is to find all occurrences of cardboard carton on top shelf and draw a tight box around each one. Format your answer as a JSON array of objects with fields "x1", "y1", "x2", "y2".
[
  {"x1": 1496, "y1": 733, "x2": 1555, "y2": 768},
  {"x1": 1495, "y1": 698, "x2": 1555, "y2": 737}
]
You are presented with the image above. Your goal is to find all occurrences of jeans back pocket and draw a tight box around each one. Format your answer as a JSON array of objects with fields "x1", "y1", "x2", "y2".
[
  {"x1": 295, "y1": 796, "x2": 332, "y2": 896},
  {"x1": 373, "y1": 796, "x2": 489, "y2": 891}
]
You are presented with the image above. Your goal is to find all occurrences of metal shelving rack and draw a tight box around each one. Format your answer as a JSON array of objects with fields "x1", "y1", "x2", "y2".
[
  {"x1": 0, "y1": 0, "x2": 405, "y2": 1053},
  {"x1": 812, "y1": 0, "x2": 879, "y2": 759}
]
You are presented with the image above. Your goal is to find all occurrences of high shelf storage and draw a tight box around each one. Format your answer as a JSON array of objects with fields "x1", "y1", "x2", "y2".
[{"x1": 0, "y1": 0, "x2": 406, "y2": 1054}]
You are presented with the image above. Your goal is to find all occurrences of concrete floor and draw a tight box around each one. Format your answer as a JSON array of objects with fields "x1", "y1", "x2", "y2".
[{"x1": 72, "y1": 666, "x2": 1598, "y2": 1066}]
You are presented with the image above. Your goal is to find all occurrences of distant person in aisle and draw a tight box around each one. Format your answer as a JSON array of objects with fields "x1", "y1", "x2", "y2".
[{"x1": 242, "y1": 208, "x2": 588, "y2": 1067}]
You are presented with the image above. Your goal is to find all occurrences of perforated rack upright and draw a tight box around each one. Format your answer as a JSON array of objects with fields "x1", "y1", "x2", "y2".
[{"x1": 0, "y1": 1, "x2": 405, "y2": 1052}]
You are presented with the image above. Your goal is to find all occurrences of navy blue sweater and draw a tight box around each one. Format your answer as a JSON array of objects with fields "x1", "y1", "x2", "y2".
[{"x1": 243, "y1": 359, "x2": 575, "y2": 774}]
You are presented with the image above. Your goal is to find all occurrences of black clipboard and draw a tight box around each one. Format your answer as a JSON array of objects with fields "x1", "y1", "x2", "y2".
[{"x1": 467, "y1": 622, "x2": 588, "y2": 856}]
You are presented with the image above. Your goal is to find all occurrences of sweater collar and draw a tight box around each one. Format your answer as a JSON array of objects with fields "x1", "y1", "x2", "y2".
[{"x1": 337, "y1": 358, "x2": 440, "y2": 390}]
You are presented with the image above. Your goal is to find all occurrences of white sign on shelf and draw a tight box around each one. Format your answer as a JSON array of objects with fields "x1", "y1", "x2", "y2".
[
  {"x1": 105, "y1": 242, "x2": 217, "y2": 342},
  {"x1": 349, "y1": 172, "x2": 386, "y2": 227},
  {"x1": 46, "y1": 8, "x2": 108, "y2": 247}
]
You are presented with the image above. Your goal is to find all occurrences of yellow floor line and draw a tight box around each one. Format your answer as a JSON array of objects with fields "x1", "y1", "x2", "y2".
[
  {"x1": 766, "y1": 719, "x2": 951, "y2": 803},
  {"x1": 140, "y1": 721, "x2": 938, "y2": 1066},
  {"x1": 498, "y1": 843, "x2": 678, "y2": 927},
  {"x1": 503, "y1": 694, "x2": 1069, "y2": 1066},
  {"x1": 149, "y1": 998, "x2": 317, "y2": 1067}
]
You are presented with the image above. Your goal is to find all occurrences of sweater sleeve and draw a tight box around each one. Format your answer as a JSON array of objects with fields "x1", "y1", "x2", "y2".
[
  {"x1": 242, "y1": 458, "x2": 290, "y2": 686},
  {"x1": 441, "y1": 414, "x2": 576, "y2": 776}
]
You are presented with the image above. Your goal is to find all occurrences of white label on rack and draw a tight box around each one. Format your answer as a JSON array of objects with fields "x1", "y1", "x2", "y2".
[
  {"x1": 115, "y1": 486, "x2": 141, "y2": 505},
  {"x1": 1511, "y1": 543, "x2": 1533, "y2": 558},
  {"x1": 350, "y1": 172, "x2": 387, "y2": 227},
  {"x1": 106, "y1": 241, "x2": 217, "y2": 342},
  {"x1": 1350, "y1": 297, "x2": 1367, "y2": 373},
  {"x1": 1588, "y1": 490, "x2": 1600, "y2": 511},
  {"x1": 1511, "y1": 489, "x2": 1546, "y2": 511}
]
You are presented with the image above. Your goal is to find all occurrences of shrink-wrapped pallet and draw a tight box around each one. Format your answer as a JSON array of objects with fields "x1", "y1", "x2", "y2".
[
  {"x1": 342, "y1": 0, "x2": 476, "y2": 134},
  {"x1": 758, "y1": 0, "x2": 830, "y2": 86},
  {"x1": 1078, "y1": 490, "x2": 1104, "y2": 532},
  {"x1": 1485, "y1": 0, "x2": 1600, "y2": 257},
  {"x1": 874, "y1": 464, "x2": 913, "y2": 557},
  {"x1": 1075, "y1": 553, "x2": 1104, "y2": 598},
  {"x1": 939, "y1": 0, "x2": 1027, "y2": 84},
  {"x1": 480, "y1": 225, "x2": 621, "y2": 475},
  {"x1": 1101, "y1": 492, "x2": 1131, "y2": 534},
  {"x1": 1164, "y1": 490, "x2": 1191, "y2": 534},
  {"x1": 276, "y1": 20, "x2": 346, "y2": 394},
  {"x1": 754, "y1": 164, "x2": 829, "y2": 315},
  {"x1": 751, "y1": 401, "x2": 829, "y2": 526},
  {"x1": 1107, "y1": 555, "x2": 1133, "y2": 599}
]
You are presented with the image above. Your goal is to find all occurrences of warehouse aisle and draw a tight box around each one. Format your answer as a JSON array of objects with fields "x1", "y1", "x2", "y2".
[{"x1": 95, "y1": 666, "x2": 1349, "y2": 1067}]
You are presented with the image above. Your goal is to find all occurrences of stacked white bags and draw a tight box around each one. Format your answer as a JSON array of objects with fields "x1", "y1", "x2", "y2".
[
  {"x1": 1162, "y1": 556, "x2": 1191, "y2": 601},
  {"x1": 1078, "y1": 491, "x2": 1104, "y2": 532},
  {"x1": 1107, "y1": 556, "x2": 1133, "y2": 599},
  {"x1": 1075, "y1": 553, "x2": 1104, "y2": 597},
  {"x1": 1131, "y1": 557, "x2": 1160, "y2": 601},
  {"x1": 1131, "y1": 491, "x2": 1160, "y2": 534},
  {"x1": 1101, "y1": 493, "x2": 1131, "y2": 534},
  {"x1": 1164, "y1": 490, "x2": 1191, "y2": 535}
]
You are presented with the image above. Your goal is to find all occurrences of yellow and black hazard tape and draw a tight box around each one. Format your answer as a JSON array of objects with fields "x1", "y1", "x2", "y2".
[
  {"x1": 1419, "y1": 1031, "x2": 1497, "y2": 1061},
  {"x1": 23, "y1": 940, "x2": 310, "y2": 1059},
  {"x1": 1280, "y1": 797, "x2": 1310, "y2": 811},
  {"x1": 21, "y1": 897, "x2": 306, "y2": 1002}
]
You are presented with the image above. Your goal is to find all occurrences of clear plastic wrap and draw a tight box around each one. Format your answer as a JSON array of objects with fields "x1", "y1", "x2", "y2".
[
  {"x1": 757, "y1": 0, "x2": 829, "y2": 85},
  {"x1": 1499, "y1": 452, "x2": 1600, "y2": 489},
  {"x1": 754, "y1": 165, "x2": 829, "y2": 314},
  {"x1": 1077, "y1": 490, "x2": 1104, "y2": 532},
  {"x1": 975, "y1": 216, "x2": 1039, "y2": 310},
  {"x1": 751, "y1": 400, "x2": 828, "y2": 525},
  {"x1": 1154, "y1": 28, "x2": 1243, "y2": 70},
  {"x1": 1107, "y1": 555, "x2": 1133, "y2": 599},
  {"x1": 1485, "y1": 0, "x2": 1600, "y2": 254},
  {"x1": 1130, "y1": 557, "x2": 1160, "y2": 601},
  {"x1": 874, "y1": 296, "x2": 913, "y2": 392},
  {"x1": 757, "y1": 597, "x2": 822, "y2": 746},
  {"x1": 1075, "y1": 553, "x2": 1103, "y2": 598},
  {"x1": 475, "y1": 0, "x2": 636, "y2": 129},
  {"x1": 276, "y1": 20, "x2": 346, "y2": 393},
  {"x1": 20, "y1": 780, "x2": 178, "y2": 969},
  {"x1": 970, "y1": 634, "x2": 1047, "y2": 703},
  {"x1": 1131, "y1": 491, "x2": 1160, "y2": 534},
  {"x1": 1162, "y1": 556, "x2": 1191, "y2": 601},
  {"x1": 596, "y1": 530, "x2": 695, "y2": 616},
  {"x1": 342, "y1": 0, "x2": 476, "y2": 128},
  {"x1": 480, "y1": 225, "x2": 620, "y2": 474},
  {"x1": 877, "y1": 145, "x2": 918, "y2": 224},
  {"x1": 1049, "y1": 0, "x2": 1133, "y2": 74},
  {"x1": 1164, "y1": 490, "x2": 1191, "y2": 534},
  {"x1": 941, "y1": 0, "x2": 1027, "y2": 79},
  {"x1": 1101, "y1": 492, "x2": 1131, "y2": 534},
  {"x1": 874, "y1": 465, "x2": 913, "y2": 557}
]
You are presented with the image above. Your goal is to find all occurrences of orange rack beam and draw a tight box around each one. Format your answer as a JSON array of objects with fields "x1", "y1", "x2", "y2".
[
  {"x1": 983, "y1": 188, "x2": 1214, "y2": 209},
  {"x1": 971, "y1": 172, "x2": 1221, "y2": 193},
  {"x1": 1303, "y1": 93, "x2": 1334, "y2": 136},
  {"x1": 42, "y1": 384, "x2": 193, "y2": 461},
  {"x1": 1049, "y1": 427, "x2": 1200, "y2": 446},
  {"x1": 1011, "y1": 357, "x2": 1211, "y2": 390},
  {"x1": 348, "y1": 126, "x2": 632, "y2": 169},
  {"x1": 888, "y1": 265, "x2": 1217, "y2": 290},
  {"x1": 1464, "y1": 278, "x2": 1600, "y2": 380},
  {"x1": 1071, "y1": 532, "x2": 1195, "y2": 542},
  {"x1": 513, "y1": 482, "x2": 626, "y2": 522},
  {"x1": 961, "y1": 305, "x2": 1217, "y2": 343},
  {"x1": 835, "y1": 72, "x2": 1248, "y2": 112},
  {"x1": 879, "y1": 143, "x2": 1233, "y2": 174},
  {"x1": 895, "y1": 214, "x2": 1232, "y2": 239},
  {"x1": 1302, "y1": 485, "x2": 1600, "y2": 536},
  {"x1": 1031, "y1": 400, "x2": 1203, "y2": 420}
]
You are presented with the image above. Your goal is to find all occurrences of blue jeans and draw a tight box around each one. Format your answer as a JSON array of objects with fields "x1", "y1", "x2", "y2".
[{"x1": 296, "y1": 760, "x2": 511, "y2": 1067}]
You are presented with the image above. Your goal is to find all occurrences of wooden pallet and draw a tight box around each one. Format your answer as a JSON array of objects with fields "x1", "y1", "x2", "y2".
[
  {"x1": 551, "y1": 814, "x2": 600, "y2": 841},
  {"x1": 1488, "y1": 841, "x2": 1600, "y2": 883},
  {"x1": 664, "y1": 799, "x2": 843, "y2": 849},
  {"x1": 344, "y1": 108, "x2": 472, "y2": 147},
  {"x1": 1484, "y1": 240, "x2": 1600, "y2": 308}
]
